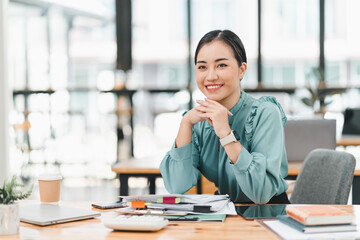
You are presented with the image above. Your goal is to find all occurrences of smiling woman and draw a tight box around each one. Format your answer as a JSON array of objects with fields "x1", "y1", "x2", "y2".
[
  {"x1": 195, "y1": 40, "x2": 246, "y2": 110},
  {"x1": 160, "y1": 30, "x2": 290, "y2": 204}
]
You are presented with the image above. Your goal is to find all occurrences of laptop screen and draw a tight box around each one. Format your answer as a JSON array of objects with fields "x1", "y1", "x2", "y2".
[
  {"x1": 284, "y1": 119, "x2": 336, "y2": 162},
  {"x1": 342, "y1": 108, "x2": 360, "y2": 135}
]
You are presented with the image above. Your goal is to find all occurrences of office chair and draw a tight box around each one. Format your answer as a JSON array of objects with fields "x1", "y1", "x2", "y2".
[{"x1": 290, "y1": 148, "x2": 356, "y2": 204}]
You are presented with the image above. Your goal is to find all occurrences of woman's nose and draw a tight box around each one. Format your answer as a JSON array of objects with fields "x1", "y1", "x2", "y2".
[{"x1": 206, "y1": 68, "x2": 218, "y2": 81}]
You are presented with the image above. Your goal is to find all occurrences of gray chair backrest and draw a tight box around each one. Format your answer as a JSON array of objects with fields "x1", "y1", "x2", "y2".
[
  {"x1": 290, "y1": 148, "x2": 356, "y2": 204},
  {"x1": 285, "y1": 119, "x2": 336, "y2": 162}
]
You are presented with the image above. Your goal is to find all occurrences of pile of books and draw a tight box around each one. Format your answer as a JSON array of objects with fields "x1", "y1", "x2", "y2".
[{"x1": 277, "y1": 205, "x2": 356, "y2": 233}]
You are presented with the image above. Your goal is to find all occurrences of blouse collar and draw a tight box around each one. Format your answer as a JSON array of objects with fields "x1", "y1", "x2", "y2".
[{"x1": 228, "y1": 91, "x2": 248, "y2": 125}]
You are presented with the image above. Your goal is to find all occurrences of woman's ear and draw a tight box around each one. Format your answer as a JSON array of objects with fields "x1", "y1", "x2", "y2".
[{"x1": 239, "y1": 62, "x2": 247, "y2": 80}]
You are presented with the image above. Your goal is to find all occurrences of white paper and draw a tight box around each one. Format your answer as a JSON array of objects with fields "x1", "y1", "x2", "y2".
[
  {"x1": 116, "y1": 199, "x2": 237, "y2": 216},
  {"x1": 264, "y1": 220, "x2": 360, "y2": 240},
  {"x1": 119, "y1": 194, "x2": 229, "y2": 204}
]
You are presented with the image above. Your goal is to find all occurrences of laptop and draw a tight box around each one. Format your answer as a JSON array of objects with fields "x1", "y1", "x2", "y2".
[
  {"x1": 20, "y1": 203, "x2": 101, "y2": 226},
  {"x1": 342, "y1": 108, "x2": 360, "y2": 136},
  {"x1": 284, "y1": 119, "x2": 336, "y2": 161}
]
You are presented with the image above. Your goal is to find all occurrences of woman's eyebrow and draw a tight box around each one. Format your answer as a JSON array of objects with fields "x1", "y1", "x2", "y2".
[
  {"x1": 196, "y1": 58, "x2": 229, "y2": 64},
  {"x1": 196, "y1": 60, "x2": 206, "y2": 64},
  {"x1": 215, "y1": 58, "x2": 229, "y2": 62}
]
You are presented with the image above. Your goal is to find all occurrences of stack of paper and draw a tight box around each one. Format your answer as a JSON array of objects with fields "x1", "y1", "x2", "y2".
[{"x1": 116, "y1": 194, "x2": 236, "y2": 222}]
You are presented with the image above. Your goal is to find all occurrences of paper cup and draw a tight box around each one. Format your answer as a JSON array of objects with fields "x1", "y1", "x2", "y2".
[{"x1": 38, "y1": 174, "x2": 62, "y2": 203}]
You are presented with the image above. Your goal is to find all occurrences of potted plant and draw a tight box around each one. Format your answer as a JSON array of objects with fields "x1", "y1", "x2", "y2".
[
  {"x1": 301, "y1": 67, "x2": 345, "y2": 116},
  {"x1": 0, "y1": 176, "x2": 32, "y2": 235}
]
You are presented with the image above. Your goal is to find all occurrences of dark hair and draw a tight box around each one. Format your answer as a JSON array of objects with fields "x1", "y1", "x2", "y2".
[{"x1": 194, "y1": 30, "x2": 247, "y2": 67}]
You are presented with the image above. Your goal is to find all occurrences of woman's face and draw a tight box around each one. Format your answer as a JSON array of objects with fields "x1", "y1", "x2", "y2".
[{"x1": 195, "y1": 40, "x2": 247, "y2": 109}]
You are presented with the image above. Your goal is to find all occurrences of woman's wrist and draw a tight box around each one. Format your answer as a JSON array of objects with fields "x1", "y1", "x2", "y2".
[
  {"x1": 175, "y1": 115, "x2": 194, "y2": 148},
  {"x1": 181, "y1": 115, "x2": 194, "y2": 127},
  {"x1": 218, "y1": 128, "x2": 232, "y2": 139}
]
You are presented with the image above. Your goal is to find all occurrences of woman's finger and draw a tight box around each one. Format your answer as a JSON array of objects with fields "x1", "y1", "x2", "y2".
[
  {"x1": 200, "y1": 99, "x2": 233, "y2": 116},
  {"x1": 205, "y1": 99, "x2": 233, "y2": 116},
  {"x1": 196, "y1": 99, "x2": 209, "y2": 107},
  {"x1": 195, "y1": 105, "x2": 215, "y2": 113},
  {"x1": 197, "y1": 112, "x2": 212, "y2": 119}
]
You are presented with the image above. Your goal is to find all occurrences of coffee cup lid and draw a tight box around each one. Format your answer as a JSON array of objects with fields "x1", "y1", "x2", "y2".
[{"x1": 38, "y1": 173, "x2": 62, "y2": 181}]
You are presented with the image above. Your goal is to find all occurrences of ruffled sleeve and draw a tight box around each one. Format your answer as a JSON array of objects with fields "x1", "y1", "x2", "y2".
[
  {"x1": 245, "y1": 96, "x2": 287, "y2": 144},
  {"x1": 160, "y1": 125, "x2": 201, "y2": 194},
  {"x1": 231, "y1": 96, "x2": 288, "y2": 204}
]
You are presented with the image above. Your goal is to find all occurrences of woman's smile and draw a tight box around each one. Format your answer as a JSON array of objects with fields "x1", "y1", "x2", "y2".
[{"x1": 205, "y1": 84, "x2": 224, "y2": 92}]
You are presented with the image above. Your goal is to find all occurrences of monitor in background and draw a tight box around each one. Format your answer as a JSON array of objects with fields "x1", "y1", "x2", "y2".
[
  {"x1": 284, "y1": 119, "x2": 336, "y2": 162},
  {"x1": 342, "y1": 108, "x2": 360, "y2": 136}
]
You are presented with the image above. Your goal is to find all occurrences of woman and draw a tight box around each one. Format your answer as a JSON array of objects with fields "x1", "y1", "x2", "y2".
[{"x1": 160, "y1": 30, "x2": 289, "y2": 204}]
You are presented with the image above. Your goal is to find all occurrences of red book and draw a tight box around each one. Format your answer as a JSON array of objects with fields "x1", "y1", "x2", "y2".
[{"x1": 285, "y1": 205, "x2": 353, "y2": 226}]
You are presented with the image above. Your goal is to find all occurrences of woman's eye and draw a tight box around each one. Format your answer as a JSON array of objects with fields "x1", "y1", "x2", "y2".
[
  {"x1": 198, "y1": 65, "x2": 206, "y2": 70},
  {"x1": 218, "y1": 63, "x2": 227, "y2": 68}
]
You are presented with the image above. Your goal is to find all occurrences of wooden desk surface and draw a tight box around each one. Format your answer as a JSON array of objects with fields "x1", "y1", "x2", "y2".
[
  {"x1": 112, "y1": 159, "x2": 360, "y2": 176},
  {"x1": 112, "y1": 162, "x2": 160, "y2": 174},
  {"x1": 12, "y1": 202, "x2": 278, "y2": 240},
  {"x1": 287, "y1": 161, "x2": 360, "y2": 176},
  {"x1": 112, "y1": 157, "x2": 161, "y2": 174},
  {"x1": 337, "y1": 136, "x2": 360, "y2": 146},
  {"x1": 9, "y1": 203, "x2": 355, "y2": 240},
  {"x1": 112, "y1": 158, "x2": 360, "y2": 196}
]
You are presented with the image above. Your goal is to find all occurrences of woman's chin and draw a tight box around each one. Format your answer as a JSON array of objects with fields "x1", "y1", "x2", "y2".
[{"x1": 205, "y1": 96, "x2": 221, "y2": 102}]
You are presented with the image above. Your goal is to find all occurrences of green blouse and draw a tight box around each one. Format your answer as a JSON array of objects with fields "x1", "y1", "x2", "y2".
[{"x1": 160, "y1": 91, "x2": 289, "y2": 204}]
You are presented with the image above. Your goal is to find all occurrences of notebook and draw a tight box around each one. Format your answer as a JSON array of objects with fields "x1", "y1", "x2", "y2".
[{"x1": 20, "y1": 203, "x2": 101, "y2": 226}]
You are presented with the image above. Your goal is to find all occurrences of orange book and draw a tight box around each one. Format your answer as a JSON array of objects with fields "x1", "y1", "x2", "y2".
[{"x1": 285, "y1": 205, "x2": 353, "y2": 226}]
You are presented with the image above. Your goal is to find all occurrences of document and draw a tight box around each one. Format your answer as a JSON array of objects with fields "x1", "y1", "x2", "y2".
[
  {"x1": 117, "y1": 194, "x2": 236, "y2": 216},
  {"x1": 119, "y1": 194, "x2": 229, "y2": 204}
]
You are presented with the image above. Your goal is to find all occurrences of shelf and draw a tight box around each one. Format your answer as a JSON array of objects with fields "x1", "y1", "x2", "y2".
[
  {"x1": 244, "y1": 88, "x2": 296, "y2": 94},
  {"x1": 13, "y1": 89, "x2": 55, "y2": 96},
  {"x1": 102, "y1": 88, "x2": 184, "y2": 94}
]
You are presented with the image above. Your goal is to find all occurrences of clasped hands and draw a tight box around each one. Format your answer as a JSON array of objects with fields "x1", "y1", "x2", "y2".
[{"x1": 183, "y1": 98, "x2": 233, "y2": 139}]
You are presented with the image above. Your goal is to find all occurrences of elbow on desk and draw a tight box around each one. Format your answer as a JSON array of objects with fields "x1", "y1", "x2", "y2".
[
  {"x1": 160, "y1": 170, "x2": 196, "y2": 194},
  {"x1": 242, "y1": 187, "x2": 277, "y2": 205},
  {"x1": 252, "y1": 197, "x2": 270, "y2": 205},
  {"x1": 162, "y1": 179, "x2": 192, "y2": 195}
]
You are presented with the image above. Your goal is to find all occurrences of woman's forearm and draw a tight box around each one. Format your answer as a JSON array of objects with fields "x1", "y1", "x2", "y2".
[
  {"x1": 175, "y1": 118, "x2": 193, "y2": 148},
  {"x1": 224, "y1": 141, "x2": 243, "y2": 163}
]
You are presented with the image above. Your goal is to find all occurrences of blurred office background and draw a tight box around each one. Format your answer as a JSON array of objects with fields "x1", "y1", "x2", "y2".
[{"x1": 1, "y1": 0, "x2": 360, "y2": 201}]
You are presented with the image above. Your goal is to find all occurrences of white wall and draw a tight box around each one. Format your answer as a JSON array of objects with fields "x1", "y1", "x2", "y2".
[{"x1": 0, "y1": 0, "x2": 9, "y2": 183}]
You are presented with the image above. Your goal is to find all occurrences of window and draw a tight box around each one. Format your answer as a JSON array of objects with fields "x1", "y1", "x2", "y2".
[
  {"x1": 8, "y1": 0, "x2": 117, "y2": 179},
  {"x1": 262, "y1": 0, "x2": 319, "y2": 87},
  {"x1": 325, "y1": 0, "x2": 360, "y2": 86}
]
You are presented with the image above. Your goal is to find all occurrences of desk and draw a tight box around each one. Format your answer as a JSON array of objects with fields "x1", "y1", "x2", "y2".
[
  {"x1": 287, "y1": 161, "x2": 360, "y2": 204},
  {"x1": 112, "y1": 159, "x2": 360, "y2": 204},
  {"x1": 337, "y1": 136, "x2": 360, "y2": 146},
  {"x1": 6, "y1": 203, "x2": 355, "y2": 240},
  {"x1": 111, "y1": 158, "x2": 207, "y2": 195},
  {"x1": 111, "y1": 158, "x2": 162, "y2": 196}
]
